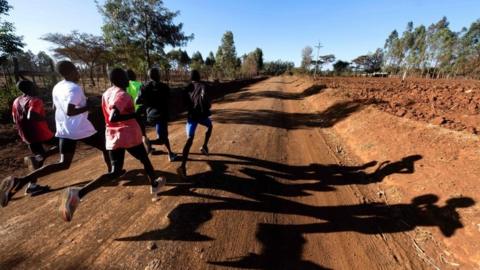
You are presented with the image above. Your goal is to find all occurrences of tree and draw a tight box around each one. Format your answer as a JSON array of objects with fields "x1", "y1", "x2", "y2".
[
  {"x1": 397, "y1": 21, "x2": 415, "y2": 79},
  {"x1": 205, "y1": 51, "x2": 215, "y2": 66},
  {"x1": 253, "y1": 48, "x2": 264, "y2": 72},
  {"x1": 383, "y1": 17, "x2": 480, "y2": 78},
  {"x1": 36, "y1": 51, "x2": 55, "y2": 72},
  {"x1": 410, "y1": 25, "x2": 427, "y2": 74},
  {"x1": 384, "y1": 30, "x2": 404, "y2": 73},
  {"x1": 333, "y1": 60, "x2": 351, "y2": 74},
  {"x1": 301, "y1": 46, "x2": 313, "y2": 71},
  {"x1": 353, "y1": 49, "x2": 384, "y2": 73},
  {"x1": 215, "y1": 31, "x2": 237, "y2": 79},
  {"x1": 0, "y1": 0, "x2": 24, "y2": 59},
  {"x1": 191, "y1": 51, "x2": 204, "y2": 64},
  {"x1": 314, "y1": 54, "x2": 336, "y2": 72},
  {"x1": 263, "y1": 60, "x2": 294, "y2": 75},
  {"x1": 241, "y1": 51, "x2": 261, "y2": 77},
  {"x1": 425, "y1": 17, "x2": 456, "y2": 78},
  {"x1": 167, "y1": 49, "x2": 190, "y2": 70},
  {"x1": 190, "y1": 51, "x2": 204, "y2": 71},
  {"x1": 42, "y1": 31, "x2": 107, "y2": 86},
  {"x1": 97, "y1": 0, "x2": 193, "y2": 69},
  {"x1": 459, "y1": 19, "x2": 480, "y2": 77}
]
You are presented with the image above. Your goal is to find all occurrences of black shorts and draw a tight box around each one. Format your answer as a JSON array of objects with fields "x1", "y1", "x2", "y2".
[
  {"x1": 28, "y1": 137, "x2": 58, "y2": 156},
  {"x1": 59, "y1": 132, "x2": 106, "y2": 155}
]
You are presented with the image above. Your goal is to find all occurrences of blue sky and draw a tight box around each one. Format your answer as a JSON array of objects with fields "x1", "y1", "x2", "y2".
[{"x1": 8, "y1": 0, "x2": 480, "y2": 66}]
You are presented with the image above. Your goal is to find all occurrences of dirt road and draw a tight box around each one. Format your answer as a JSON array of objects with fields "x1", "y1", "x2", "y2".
[{"x1": 1, "y1": 77, "x2": 435, "y2": 269}]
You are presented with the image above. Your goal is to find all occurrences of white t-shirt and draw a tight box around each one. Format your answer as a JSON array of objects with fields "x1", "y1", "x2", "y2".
[{"x1": 52, "y1": 80, "x2": 97, "y2": 140}]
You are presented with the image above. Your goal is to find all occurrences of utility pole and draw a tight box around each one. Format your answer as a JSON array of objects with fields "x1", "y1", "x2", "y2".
[{"x1": 314, "y1": 42, "x2": 322, "y2": 79}]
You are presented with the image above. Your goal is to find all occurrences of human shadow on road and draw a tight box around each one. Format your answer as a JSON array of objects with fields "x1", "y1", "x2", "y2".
[
  {"x1": 114, "y1": 153, "x2": 473, "y2": 269},
  {"x1": 210, "y1": 192, "x2": 474, "y2": 269},
  {"x1": 218, "y1": 84, "x2": 326, "y2": 104},
  {"x1": 211, "y1": 222, "x2": 332, "y2": 270},
  {"x1": 213, "y1": 99, "x2": 382, "y2": 129}
]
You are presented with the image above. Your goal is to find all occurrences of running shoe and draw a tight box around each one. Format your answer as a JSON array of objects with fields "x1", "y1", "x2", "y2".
[
  {"x1": 24, "y1": 183, "x2": 50, "y2": 196},
  {"x1": 60, "y1": 187, "x2": 81, "y2": 222},
  {"x1": 150, "y1": 177, "x2": 166, "y2": 201},
  {"x1": 0, "y1": 176, "x2": 17, "y2": 207},
  {"x1": 168, "y1": 153, "x2": 178, "y2": 162},
  {"x1": 200, "y1": 145, "x2": 209, "y2": 156}
]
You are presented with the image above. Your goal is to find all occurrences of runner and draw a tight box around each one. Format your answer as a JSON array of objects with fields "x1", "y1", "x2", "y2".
[
  {"x1": 0, "y1": 60, "x2": 111, "y2": 207},
  {"x1": 59, "y1": 68, "x2": 167, "y2": 222},
  {"x1": 126, "y1": 69, "x2": 153, "y2": 153},
  {"x1": 137, "y1": 68, "x2": 177, "y2": 161},
  {"x1": 177, "y1": 70, "x2": 213, "y2": 179},
  {"x1": 11, "y1": 80, "x2": 56, "y2": 194}
]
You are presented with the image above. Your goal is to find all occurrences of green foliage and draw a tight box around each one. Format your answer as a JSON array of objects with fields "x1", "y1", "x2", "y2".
[
  {"x1": 97, "y1": 0, "x2": 193, "y2": 69},
  {"x1": 263, "y1": 60, "x2": 294, "y2": 75},
  {"x1": 313, "y1": 54, "x2": 336, "y2": 72},
  {"x1": 36, "y1": 51, "x2": 55, "y2": 72},
  {"x1": 0, "y1": 0, "x2": 24, "y2": 58},
  {"x1": 215, "y1": 31, "x2": 237, "y2": 79},
  {"x1": 190, "y1": 51, "x2": 204, "y2": 71},
  {"x1": 353, "y1": 49, "x2": 384, "y2": 73},
  {"x1": 42, "y1": 31, "x2": 107, "y2": 86},
  {"x1": 253, "y1": 48, "x2": 264, "y2": 71},
  {"x1": 240, "y1": 52, "x2": 259, "y2": 77},
  {"x1": 333, "y1": 60, "x2": 351, "y2": 74},
  {"x1": 0, "y1": 83, "x2": 19, "y2": 122},
  {"x1": 205, "y1": 51, "x2": 215, "y2": 66},
  {"x1": 191, "y1": 51, "x2": 204, "y2": 64},
  {"x1": 167, "y1": 49, "x2": 190, "y2": 70},
  {"x1": 383, "y1": 17, "x2": 480, "y2": 78}
]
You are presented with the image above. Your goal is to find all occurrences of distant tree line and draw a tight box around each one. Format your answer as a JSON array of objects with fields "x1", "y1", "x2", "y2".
[
  {"x1": 301, "y1": 17, "x2": 480, "y2": 79},
  {"x1": 384, "y1": 17, "x2": 480, "y2": 79}
]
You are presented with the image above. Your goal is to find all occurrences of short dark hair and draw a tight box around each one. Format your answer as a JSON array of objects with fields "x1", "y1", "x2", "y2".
[
  {"x1": 16, "y1": 80, "x2": 34, "y2": 94},
  {"x1": 126, "y1": 69, "x2": 136, "y2": 81},
  {"x1": 55, "y1": 60, "x2": 77, "y2": 77},
  {"x1": 191, "y1": 70, "x2": 200, "y2": 82},
  {"x1": 109, "y1": 68, "x2": 129, "y2": 89},
  {"x1": 148, "y1": 68, "x2": 160, "y2": 81}
]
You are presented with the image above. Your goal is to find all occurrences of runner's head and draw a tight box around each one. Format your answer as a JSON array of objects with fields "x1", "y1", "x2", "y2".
[
  {"x1": 126, "y1": 69, "x2": 137, "y2": 81},
  {"x1": 148, "y1": 68, "x2": 160, "y2": 82},
  {"x1": 109, "y1": 68, "x2": 129, "y2": 90},
  {"x1": 56, "y1": 60, "x2": 80, "y2": 83},
  {"x1": 191, "y1": 70, "x2": 200, "y2": 82},
  {"x1": 16, "y1": 80, "x2": 36, "y2": 96}
]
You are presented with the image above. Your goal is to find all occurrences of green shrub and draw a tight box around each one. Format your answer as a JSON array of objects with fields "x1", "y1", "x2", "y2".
[{"x1": 0, "y1": 83, "x2": 20, "y2": 123}]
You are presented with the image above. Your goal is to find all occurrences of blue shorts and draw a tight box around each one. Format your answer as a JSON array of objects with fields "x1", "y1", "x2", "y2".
[{"x1": 186, "y1": 118, "x2": 212, "y2": 138}]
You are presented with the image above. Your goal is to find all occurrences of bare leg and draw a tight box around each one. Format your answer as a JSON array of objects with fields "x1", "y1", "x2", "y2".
[
  {"x1": 16, "y1": 152, "x2": 74, "y2": 190},
  {"x1": 180, "y1": 137, "x2": 194, "y2": 169},
  {"x1": 203, "y1": 125, "x2": 213, "y2": 148}
]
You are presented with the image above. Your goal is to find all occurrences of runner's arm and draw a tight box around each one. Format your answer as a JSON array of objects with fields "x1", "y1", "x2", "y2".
[
  {"x1": 67, "y1": 103, "x2": 90, "y2": 116},
  {"x1": 109, "y1": 106, "x2": 136, "y2": 123}
]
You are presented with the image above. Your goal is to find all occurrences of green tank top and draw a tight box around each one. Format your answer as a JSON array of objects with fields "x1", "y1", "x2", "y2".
[{"x1": 127, "y1": 80, "x2": 142, "y2": 111}]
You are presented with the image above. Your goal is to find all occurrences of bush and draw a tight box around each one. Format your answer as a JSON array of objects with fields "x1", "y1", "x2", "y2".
[{"x1": 0, "y1": 83, "x2": 20, "y2": 123}]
